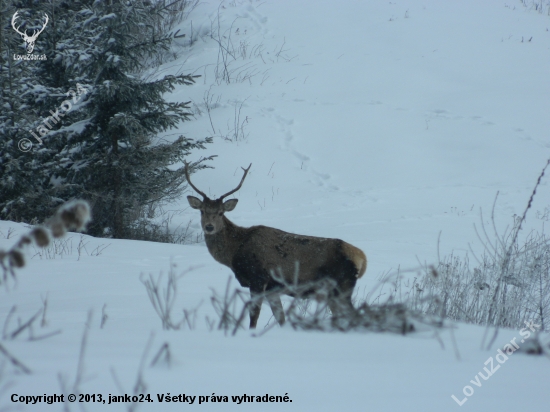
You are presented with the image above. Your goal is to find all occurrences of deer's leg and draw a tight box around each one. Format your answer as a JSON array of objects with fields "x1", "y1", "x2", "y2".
[
  {"x1": 328, "y1": 296, "x2": 354, "y2": 329},
  {"x1": 328, "y1": 299, "x2": 340, "y2": 322},
  {"x1": 328, "y1": 279, "x2": 357, "y2": 328},
  {"x1": 249, "y1": 291, "x2": 263, "y2": 329},
  {"x1": 266, "y1": 293, "x2": 285, "y2": 326},
  {"x1": 328, "y1": 293, "x2": 355, "y2": 313}
]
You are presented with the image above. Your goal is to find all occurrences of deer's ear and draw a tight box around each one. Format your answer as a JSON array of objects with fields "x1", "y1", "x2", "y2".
[
  {"x1": 187, "y1": 196, "x2": 203, "y2": 209},
  {"x1": 223, "y1": 199, "x2": 238, "y2": 212}
]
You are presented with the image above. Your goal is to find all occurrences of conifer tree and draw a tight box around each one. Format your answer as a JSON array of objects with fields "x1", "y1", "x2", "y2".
[
  {"x1": 0, "y1": 3, "x2": 61, "y2": 222},
  {"x1": 0, "y1": 0, "x2": 212, "y2": 239}
]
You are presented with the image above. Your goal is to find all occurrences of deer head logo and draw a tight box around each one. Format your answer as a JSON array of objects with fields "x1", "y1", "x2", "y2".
[{"x1": 12, "y1": 11, "x2": 49, "y2": 54}]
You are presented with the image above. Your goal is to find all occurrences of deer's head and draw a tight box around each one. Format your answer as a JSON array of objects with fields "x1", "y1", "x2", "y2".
[
  {"x1": 185, "y1": 163, "x2": 251, "y2": 235},
  {"x1": 12, "y1": 11, "x2": 48, "y2": 54}
]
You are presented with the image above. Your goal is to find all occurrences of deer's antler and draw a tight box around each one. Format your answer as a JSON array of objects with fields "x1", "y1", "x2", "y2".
[
  {"x1": 11, "y1": 12, "x2": 48, "y2": 54},
  {"x1": 30, "y1": 13, "x2": 49, "y2": 41},
  {"x1": 219, "y1": 164, "x2": 252, "y2": 200},
  {"x1": 11, "y1": 11, "x2": 25, "y2": 37},
  {"x1": 184, "y1": 161, "x2": 208, "y2": 199}
]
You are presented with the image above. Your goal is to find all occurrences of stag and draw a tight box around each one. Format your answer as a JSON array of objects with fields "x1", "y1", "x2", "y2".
[
  {"x1": 12, "y1": 11, "x2": 49, "y2": 54},
  {"x1": 185, "y1": 163, "x2": 367, "y2": 328}
]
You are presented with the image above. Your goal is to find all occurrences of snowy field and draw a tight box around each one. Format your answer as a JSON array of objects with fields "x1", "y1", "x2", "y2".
[{"x1": 2, "y1": 0, "x2": 550, "y2": 410}]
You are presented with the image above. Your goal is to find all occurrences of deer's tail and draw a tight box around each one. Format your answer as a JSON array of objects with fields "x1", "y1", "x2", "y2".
[{"x1": 342, "y1": 242, "x2": 367, "y2": 279}]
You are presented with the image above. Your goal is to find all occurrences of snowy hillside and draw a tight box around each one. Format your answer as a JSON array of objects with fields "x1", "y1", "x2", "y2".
[{"x1": 2, "y1": 0, "x2": 550, "y2": 411}]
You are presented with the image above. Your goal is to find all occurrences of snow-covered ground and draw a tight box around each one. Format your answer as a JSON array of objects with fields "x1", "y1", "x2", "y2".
[{"x1": 2, "y1": 0, "x2": 550, "y2": 410}]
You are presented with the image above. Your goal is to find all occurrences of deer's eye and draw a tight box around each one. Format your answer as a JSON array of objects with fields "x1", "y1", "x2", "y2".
[
  {"x1": 200, "y1": 211, "x2": 204, "y2": 215},
  {"x1": 218, "y1": 212, "x2": 223, "y2": 216}
]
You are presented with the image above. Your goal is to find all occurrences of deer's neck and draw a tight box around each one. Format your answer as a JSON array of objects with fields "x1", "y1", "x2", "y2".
[{"x1": 204, "y1": 216, "x2": 245, "y2": 268}]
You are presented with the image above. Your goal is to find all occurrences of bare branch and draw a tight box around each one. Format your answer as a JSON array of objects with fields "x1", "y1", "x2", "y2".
[{"x1": 0, "y1": 342, "x2": 31, "y2": 374}]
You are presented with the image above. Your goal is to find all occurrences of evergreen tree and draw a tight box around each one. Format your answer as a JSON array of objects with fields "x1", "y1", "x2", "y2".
[
  {"x1": 0, "y1": 0, "x2": 212, "y2": 238},
  {"x1": 0, "y1": 3, "x2": 62, "y2": 222}
]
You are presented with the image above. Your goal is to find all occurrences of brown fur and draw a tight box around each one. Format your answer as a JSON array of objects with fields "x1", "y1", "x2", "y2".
[
  {"x1": 205, "y1": 218, "x2": 364, "y2": 287},
  {"x1": 342, "y1": 242, "x2": 367, "y2": 278}
]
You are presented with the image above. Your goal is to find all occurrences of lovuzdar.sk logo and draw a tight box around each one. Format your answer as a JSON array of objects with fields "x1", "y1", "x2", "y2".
[{"x1": 12, "y1": 11, "x2": 48, "y2": 61}]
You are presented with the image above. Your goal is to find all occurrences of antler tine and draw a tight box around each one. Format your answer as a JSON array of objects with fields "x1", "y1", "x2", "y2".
[
  {"x1": 184, "y1": 161, "x2": 208, "y2": 198},
  {"x1": 220, "y1": 164, "x2": 252, "y2": 199},
  {"x1": 11, "y1": 11, "x2": 24, "y2": 36},
  {"x1": 34, "y1": 14, "x2": 49, "y2": 37}
]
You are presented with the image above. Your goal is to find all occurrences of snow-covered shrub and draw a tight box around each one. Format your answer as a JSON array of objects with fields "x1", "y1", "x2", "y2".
[
  {"x1": 208, "y1": 272, "x2": 420, "y2": 336},
  {"x1": 141, "y1": 264, "x2": 201, "y2": 330},
  {"x1": 520, "y1": 0, "x2": 550, "y2": 15},
  {"x1": 408, "y1": 158, "x2": 550, "y2": 331},
  {"x1": 410, "y1": 227, "x2": 550, "y2": 331}
]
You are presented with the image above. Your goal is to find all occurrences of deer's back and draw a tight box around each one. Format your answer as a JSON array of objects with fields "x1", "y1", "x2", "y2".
[{"x1": 230, "y1": 225, "x2": 366, "y2": 292}]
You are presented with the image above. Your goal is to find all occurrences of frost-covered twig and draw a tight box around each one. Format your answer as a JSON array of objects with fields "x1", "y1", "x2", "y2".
[
  {"x1": 0, "y1": 343, "x2": 31, "y2": 374},
  {"x1": 483, "y1": 158, "x2": 550, "y2": 349},
  {"x1": 0, "y1": 200, "x2": 91, "y2": 286},
  {"x1": 141, "y1": 264, "x2": 199, "y2": 330}
]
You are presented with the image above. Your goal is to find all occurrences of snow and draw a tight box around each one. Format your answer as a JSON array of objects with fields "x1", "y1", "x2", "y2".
[{"x1": 2, "y1": 0, "x2": 550, "y2": 411}]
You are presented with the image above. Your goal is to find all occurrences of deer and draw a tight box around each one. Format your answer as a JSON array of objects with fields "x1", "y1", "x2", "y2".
[
  {"x1": 11, "y1": 11, "x2": 49, "y2": 54},
  {"x1": 185, "y1": 163, "x2": 367, "y2": 328}
]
